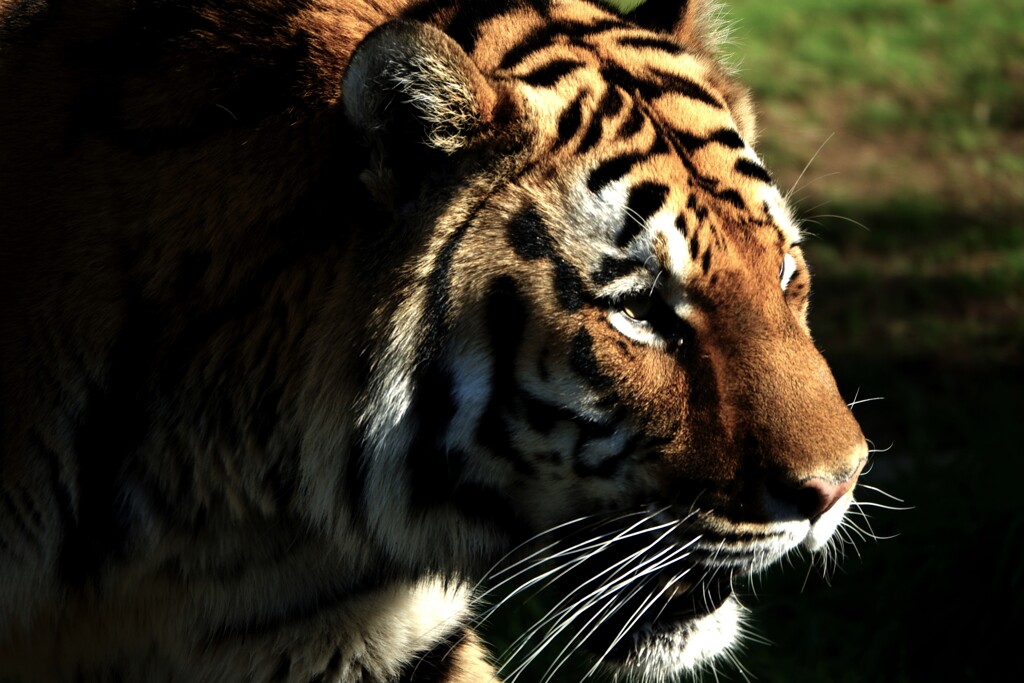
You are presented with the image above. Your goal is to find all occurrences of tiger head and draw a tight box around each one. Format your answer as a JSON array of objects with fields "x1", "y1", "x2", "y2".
[{"x1": 336, "y1": 0, "x2": 867, "y2": 677}]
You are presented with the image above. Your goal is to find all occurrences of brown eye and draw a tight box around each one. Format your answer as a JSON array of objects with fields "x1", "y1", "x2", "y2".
[{"x1": 621, "y1": 294, "x2": 653, "y2": 322}]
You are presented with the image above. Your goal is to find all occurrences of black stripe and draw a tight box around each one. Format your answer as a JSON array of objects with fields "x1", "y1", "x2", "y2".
[
  {"x1": 618, "y1": 35, "x2": 684, "y2": 54},
  {"x1": 407, "y1": 365, "x2": 460, "y2": 509},
  {"x1": 577, "y1": 110, "x2": 604, "y2": 155},
  {"x1": 485, "y1": 276, "x2": 525, "y2": 392},
  {"x1": 592, "y1": 255, "x2": 645, "y2": 286},
  {"x1": 507, "y1": 205, "x2": 585, "y2": 311},
  {"x1": 735, "y1": 157, "x2": 774, "y2": 184},
  {"x1": 688, "y1": 232, "x2": 700, "y2": 261},
  {"x1": 477, "y1": 277, "x2": 535, "y2": 474},
  {"x1": 417, "y1": 217, "x2": 474, "y2": 365},
  {"x1": 674, "y1": 213, "x2": 688, "y2": 236},
  {"x1": 617, "y1": 104, "x2": 645, "y2": 138},
  {"x1": 569, "y1": 410, "x2": 628, "y2": 478},
  {"x1": 498, "y1": 19, "x2": 624, "y2": 71},
  {"x1": 716, "y1": 188, "x2": 746, "y2": 210},
  {"x1": 587, "y1": 151, "x2": 645, "y2": 193},
  {"x1": 651, "y1": 135, "x2": 670, "y2": 156},
  {"x1": 632, "y1": 185, "x2": 670, "y2": 216},
  {"x1": 498, "y1": 24, "x2": 560, "y2": 71},
  {"x1": 476, "y1": 407, "x2": 534, "y2": 475},
  {"x1": 651, "y1": 68, "x2": 723, "y2": 108},
  {"x1": 618, "y1": 181, "x2": 669, "y2": 247},
  {"x1": 601, "y1": 65, "x2": 722, "y2": 109},
  {"x1": 554, "y1": 92, "x2": 586, "y2": 150},
  {"x1": 640, "y1": 102, "x2": 751, "y2": 205},
  {"x1": 570, "y1": 328, "x2": 612, "y2": 391},
  {"x1": 671, "y1": 127, "x2": 744, "y2": 154},
  {"x1": 686, "y1": 192, "x2": 708, "y2": 223},
  {"x1": 702, "y1": 248, "x2": 712, "y2": 273},
  {"x1": 597, "y1": 86, "x2": 625, "y2": 118},
  {"x1": 521, "y1": 58, "x2": 585, "y2": 87},
  {"x1": 554, "y1": 260, "x2": 586, "y2": 312},
  {"x1": 261, "y1": 451, "x2": 298, "y2": 514},
  {"x1": 383, "y1": 150, "x2": 529, "y2": 452},
  {"x1": 708, "y1": 128, "x2": 745, "y2": 149},
  {"x1": 520, "y1": 392, "x2": 579, "y2": 435},
  {"x1": 507, "y1": 205, "x2": 555, "y2": 260},
  {"x1": 600, "y1": 64, "x2": 661, "y2": 100}
]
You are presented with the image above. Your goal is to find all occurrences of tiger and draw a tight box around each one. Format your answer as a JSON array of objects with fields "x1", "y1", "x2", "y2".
[{"x1": 0, "y1": 0, "x2": 869, "y2": 681}]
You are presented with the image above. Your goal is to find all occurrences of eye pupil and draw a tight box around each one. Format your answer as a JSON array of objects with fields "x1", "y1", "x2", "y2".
[{"x1": 622, "y1": 295, "x2": 652, "y2": 321}]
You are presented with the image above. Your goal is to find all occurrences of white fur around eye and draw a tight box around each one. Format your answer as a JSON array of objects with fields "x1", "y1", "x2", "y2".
[
  {"x1": 609, "y1": 309, "x2": 663, "y2": 348},
  {"x1": 780, "y1": 253, "x2": 797, "y2": 289}
]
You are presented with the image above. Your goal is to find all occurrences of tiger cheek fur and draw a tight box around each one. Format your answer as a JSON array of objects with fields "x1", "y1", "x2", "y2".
[{"x1": 1, "y1": 1, "x2": 867, "y2": 682}]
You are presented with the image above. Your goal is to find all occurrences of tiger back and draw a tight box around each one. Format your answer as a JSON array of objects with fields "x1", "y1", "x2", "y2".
[{"x1": 0, "y1": 1, "x2": 867, "y2": 681}]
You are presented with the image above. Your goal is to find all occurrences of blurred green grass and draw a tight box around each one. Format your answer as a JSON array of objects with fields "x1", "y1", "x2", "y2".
[
  {"x1": 481, "y1": 1, "x2": 1024, "y2": 681},
  {"x1": 706, "y1": 1, "x2": 1024, "y2": 681}
]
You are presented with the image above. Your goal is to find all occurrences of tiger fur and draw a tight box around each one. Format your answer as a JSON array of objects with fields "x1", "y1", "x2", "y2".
[{"x1": 0, "y1": 0, "x2": 868, "y2": 681}]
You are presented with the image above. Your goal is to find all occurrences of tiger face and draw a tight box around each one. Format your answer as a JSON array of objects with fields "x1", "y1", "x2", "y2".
[
  {"x1": 341, "y1": 3, "x2": 866, "y2": 678},
  {"x1": 0, "y1": 1, "x2": 867, "y2": 680}
]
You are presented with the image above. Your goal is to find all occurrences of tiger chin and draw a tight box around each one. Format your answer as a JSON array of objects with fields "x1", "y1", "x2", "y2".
[{"x1": 0, "y1": 1, "x2": 867, "y2": 682}]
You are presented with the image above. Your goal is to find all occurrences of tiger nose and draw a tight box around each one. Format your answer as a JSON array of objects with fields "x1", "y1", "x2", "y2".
[{"x1": 768, "y1": 460, "x2": 865, "y2": 521}]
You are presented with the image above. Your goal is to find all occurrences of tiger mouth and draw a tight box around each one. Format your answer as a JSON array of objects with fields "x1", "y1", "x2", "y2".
[
  {"x1": 579, "y1": 568, "x2": 737, "y2": 662},
  {"x1": 499, "y1": 510, "x2": 789, "y2": 673}
]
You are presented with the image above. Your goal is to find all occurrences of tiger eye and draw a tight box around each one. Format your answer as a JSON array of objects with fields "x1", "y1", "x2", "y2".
[{"x1": 622, "y1": 294, "x2": 653, "y2": 321}]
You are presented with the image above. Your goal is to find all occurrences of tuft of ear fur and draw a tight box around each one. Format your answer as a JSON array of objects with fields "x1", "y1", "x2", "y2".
[{"x1": 343, "y1": 20, "x2": 497, "y2": 154}]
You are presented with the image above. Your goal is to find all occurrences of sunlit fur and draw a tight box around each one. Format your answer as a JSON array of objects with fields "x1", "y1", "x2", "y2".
[{"x1": 1, "y1": 1, "x2": 868, "y2": 681}]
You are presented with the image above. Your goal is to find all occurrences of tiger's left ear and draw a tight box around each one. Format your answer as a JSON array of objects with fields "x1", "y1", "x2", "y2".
[{"x1": 343, "y1": 20, "x2": 497, "y2": 154}]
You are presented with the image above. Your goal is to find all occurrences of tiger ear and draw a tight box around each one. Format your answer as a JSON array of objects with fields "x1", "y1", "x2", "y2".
[
  {"x1": 625, "y1": 0, "x2": 722, "y2": 56},
  {"x1": 343, "y1": 20, "x2": 497, "y2": 154}
]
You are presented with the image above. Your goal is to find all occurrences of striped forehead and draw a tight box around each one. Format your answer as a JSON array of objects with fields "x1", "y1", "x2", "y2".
[
  {"x1": 507, "y1": 75, "x2": 797, "y2": 293},
  {"x1": 496, "y1": 27, "x2": 798, "y2": 224},
  {"x1": 558, "y1": 156, "x2": 800, "y2": 297}
]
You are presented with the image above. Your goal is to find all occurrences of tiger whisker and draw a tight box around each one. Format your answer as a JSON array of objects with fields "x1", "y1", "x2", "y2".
[
  {"x1": 786, "y1": 132, "x2": 835, "y2": 201},
  {"x1": 852, "y1": 500, "x2": 913, "y2": 512},
  {"x1": 857, "y1": 483, "x2": 905, "y2": 503},
  {"x1": 495, "y1": 524, "x2": 680, "y2": 667},
  {"x1": 474, "y1": 513, "x2": 677, "y2": 617},
  {"x1": 803, "y1": 213, "x2": 870, "y2": 231},
  {"x1": 499, "y1": 525, "x2": 699, "y2": 680},
  {"x1": 588, "y1": 564, "x2": 695, "y2": 678},
  {"x1": 544, "y1": 541, "x2": 699, "y2": 682}
]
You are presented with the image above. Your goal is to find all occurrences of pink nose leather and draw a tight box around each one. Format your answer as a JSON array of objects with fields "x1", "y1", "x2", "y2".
[
  {"x1": 767, "y1": 460, "x2": 865, "y2": 521},
  {"x1": 798, "y1": 459, "x2": 865, "y2": 519}
]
